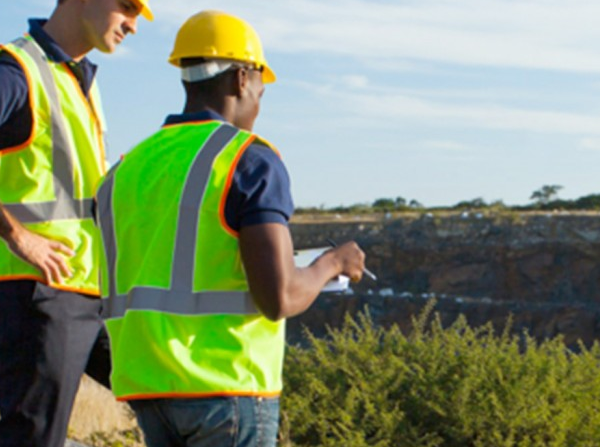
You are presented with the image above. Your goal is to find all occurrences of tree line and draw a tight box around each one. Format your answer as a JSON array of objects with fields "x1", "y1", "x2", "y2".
[{"x1": 295, "y1": 185, "x2": 600, "y2": 214}]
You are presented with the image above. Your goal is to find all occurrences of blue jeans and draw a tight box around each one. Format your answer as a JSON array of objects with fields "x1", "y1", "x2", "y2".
[{"x1": 130, "y1": 396, "x2": 279, "y2": 447}]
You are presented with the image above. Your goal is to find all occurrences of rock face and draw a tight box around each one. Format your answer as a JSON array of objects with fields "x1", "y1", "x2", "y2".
[{"x1": 288, "y1": 213, "x2": 600, "y2": 348}]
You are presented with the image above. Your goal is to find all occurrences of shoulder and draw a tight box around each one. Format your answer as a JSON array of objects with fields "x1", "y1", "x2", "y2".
[
  {"x1": 224, "y1": 140, "x2": 294, "y2": 231},
  {"x1": 0, "y1": 50, "x2": 28, "y2": 98},
  {"x1": 0, "y1": 51, "x2": 27, "y2": 84},
  {"x1": 234, "y1": 142, "x2": 291, "y2": 195},
  {"x1": 237, "y1": 141, "x2": 286, "y2": 175},
  {"x1": 0, "y1": 51, "x2": 30, "y2": 133}
]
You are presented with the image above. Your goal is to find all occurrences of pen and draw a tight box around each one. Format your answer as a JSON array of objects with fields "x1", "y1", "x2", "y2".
[{"x1": 326, "y1": 238, "x2": 378, "y2": 281}]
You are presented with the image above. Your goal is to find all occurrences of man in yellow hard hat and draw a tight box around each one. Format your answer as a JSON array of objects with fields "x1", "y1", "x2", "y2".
[
  {"x1": 0, "y1": 0, "x2": 152, "y2": 446},
  {"x1": 96, "y1": 10, "x2": 366, "y2": 447}
]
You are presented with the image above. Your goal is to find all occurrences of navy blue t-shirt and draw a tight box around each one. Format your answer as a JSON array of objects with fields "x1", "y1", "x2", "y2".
[
  {"x1": 163, "y1": 111, "x2": 294, "y2": 230},
  {"x1": 0, "y1": 19, "x2": 97, "y2": 150}
]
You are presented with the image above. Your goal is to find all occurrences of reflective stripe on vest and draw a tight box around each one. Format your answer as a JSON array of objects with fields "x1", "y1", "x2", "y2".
[
  {"x1": 99, "y1": 124, "x2": 258, "y2": 317},
  {"x1": 2, "y1": 38, "x2": 94, "y2": 222}
]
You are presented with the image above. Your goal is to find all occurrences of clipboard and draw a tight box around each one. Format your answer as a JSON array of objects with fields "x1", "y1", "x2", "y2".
[{"x1": 293, "y1": 247, "x2": 350, "y2": 292}]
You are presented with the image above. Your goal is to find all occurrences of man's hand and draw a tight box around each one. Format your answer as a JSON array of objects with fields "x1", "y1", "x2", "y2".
[
  {"x1": 326, "y1": 241, "x2": 365, "y2": 283},
  {"x1": 0, "y1": 205, "x2": 74, "y2": 284},
  {"x1": 7, "y1": 227, "x2": 74, "y2": 284}
]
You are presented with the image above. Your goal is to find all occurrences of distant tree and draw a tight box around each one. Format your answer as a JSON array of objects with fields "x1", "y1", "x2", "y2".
[
  {"x1": 347, "y1": 203, "x2": 371, "y2": 214},
  {"x1": 395, "y1": 196, "x2": 407, "y2": 207},
  {"x1": 574, "y1": 194, "x2": 600, "y2": 210},
  {"x1": 372, "y1": 198, "x2": 396, "y2": 209},
  {"x1": 453, "y1": 197, "x2": 487, "y2": 209},
  {"x1": 530, "y1": 185, "x2": 563, "y2": 206},
  {"x1": 488, "y1": 200, "x2": 507, "y2": 211},
  {"x1": 409, "y1": 199, "x2": 423, "y2": 209}
]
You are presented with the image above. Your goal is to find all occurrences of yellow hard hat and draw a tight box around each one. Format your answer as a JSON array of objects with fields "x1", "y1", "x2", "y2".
[
  {"x1": 168, "y1": 10, "x2": 276, "y2": 84},
  {"x1": 132, "y1": 0, "x2": 153, "y2": 21}
]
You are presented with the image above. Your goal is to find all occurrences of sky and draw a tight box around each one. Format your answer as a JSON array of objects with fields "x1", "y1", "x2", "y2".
[{"x1": 3, "y1": 0, "x2": 600, "y2": 208}]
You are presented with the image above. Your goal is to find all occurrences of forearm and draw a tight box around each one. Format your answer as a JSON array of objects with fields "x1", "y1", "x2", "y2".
[
  {"x1": 274, "y1": 250, "x2": 344, "y2": 319},
  {"x1": 0, "y1": 203, "x2": 21, "y2": 242},
  {"x1": 240, "y1": 223, "x2": 364, "y2": 321}
]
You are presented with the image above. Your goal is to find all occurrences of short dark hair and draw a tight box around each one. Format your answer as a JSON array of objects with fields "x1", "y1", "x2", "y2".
[{"x1": 180, "y1": 57, "x2": 207, "y2": 68}]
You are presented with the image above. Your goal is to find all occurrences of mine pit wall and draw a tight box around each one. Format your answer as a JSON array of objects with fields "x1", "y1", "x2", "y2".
[{"x1": 287, "y1": 213, "x2": 600, "y2": 348}]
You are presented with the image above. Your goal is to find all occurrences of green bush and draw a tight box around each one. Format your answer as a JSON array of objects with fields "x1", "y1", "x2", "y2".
[
  {"x1": 280, "y1": 303, "x2": 600, "y2": 447},
  {"x1": 83, "y1": 428, "x2": 143, "y2": 447}
]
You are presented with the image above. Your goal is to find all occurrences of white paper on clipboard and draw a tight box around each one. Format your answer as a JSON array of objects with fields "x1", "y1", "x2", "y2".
[{"x1": 293, "y1": 247, "x2": 350, "y2": 292}]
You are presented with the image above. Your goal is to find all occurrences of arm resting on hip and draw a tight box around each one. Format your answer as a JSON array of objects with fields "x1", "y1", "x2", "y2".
[{"x1": 0, "y1": 203, "x2": 74, "y2": 284}]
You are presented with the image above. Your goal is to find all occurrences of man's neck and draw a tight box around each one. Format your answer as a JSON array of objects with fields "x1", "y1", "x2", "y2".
[
  {"x1": 43, "y1": 7, "x2": 92, "y2": 61},
  {"x1": 184, "y1": 100, "x2": 232, "y2": 123}
]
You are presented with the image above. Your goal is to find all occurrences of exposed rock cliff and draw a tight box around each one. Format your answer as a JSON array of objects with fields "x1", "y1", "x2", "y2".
[{"x1": 288, "y1": 212, "x2": 600, "y2": 348}]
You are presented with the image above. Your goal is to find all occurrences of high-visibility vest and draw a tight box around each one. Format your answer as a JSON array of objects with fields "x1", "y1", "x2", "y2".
[
  {"x1": 0, "y1": 35, "x2": 106, "y2": 295},
  {"x1": 97, "y1": 121, "x2": 286, "y2": 400}
]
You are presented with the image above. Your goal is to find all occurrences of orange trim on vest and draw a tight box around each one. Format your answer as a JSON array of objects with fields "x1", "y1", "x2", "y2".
[
  {"x1": 117, "y1": 389, "x2": 281, "y2": 402},
  {"x1": 0, "y1": 44, "x2": 37, "y2": 156},
  {"x1": 268, "y1": 145, "x2": 282, "y2": 159},
  {"x1": 49, "y1": 282, "x2": 100, "y2": 297},
  {"x1": 0, "y1": 274, "x2": 44, "y2": 283},
  {"x1": 161, "y1": 119, "x2": 217, "y2": 130},
  {"x1": 219, "y1": 135, "x2": 256, "y2": 238},
  {"x1": 0, "y1": 274, "x2": 100, "y2": 297}
]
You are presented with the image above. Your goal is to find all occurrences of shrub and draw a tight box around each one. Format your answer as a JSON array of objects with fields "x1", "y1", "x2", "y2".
[{"x1": 280, "y1": 303, "x2": 600, "y2": 447}]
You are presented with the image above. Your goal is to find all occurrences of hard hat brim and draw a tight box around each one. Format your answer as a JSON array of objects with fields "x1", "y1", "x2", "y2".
[
  {"x1": 141, "y1": 6, "x2": 154, "y2": 21},
  {"x1": 132, "y1": 0, "x2": 154, "y2": 21},
  {"x1": 262, "y1": 65, "x2": 276, "y2": 84},
  {"x1": 142, "y1": 9, "x2": 154, "y2": 21}
]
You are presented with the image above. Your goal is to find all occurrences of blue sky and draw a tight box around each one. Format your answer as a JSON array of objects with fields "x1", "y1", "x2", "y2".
[{"x1": 3, "y1": 0, "x2": 600, "y2": 208}]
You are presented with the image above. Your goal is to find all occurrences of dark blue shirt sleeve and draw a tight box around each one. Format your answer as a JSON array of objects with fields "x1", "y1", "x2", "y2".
[
  {"x1": 0, "y1": 53, "x2": 31, "y2": 149},
  {"x1": 225, "y1": 143, "x2": 294, "y2": 231}
]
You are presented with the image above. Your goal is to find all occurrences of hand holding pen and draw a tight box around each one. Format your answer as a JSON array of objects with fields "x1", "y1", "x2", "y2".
[{"x1": 327, "y1": 238, "x2": 377, "y2": 282}]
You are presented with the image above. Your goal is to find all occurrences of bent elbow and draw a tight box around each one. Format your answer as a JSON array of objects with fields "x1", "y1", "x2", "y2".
[
  {"x1": 262, "y1": 308, "x2": 286, "y2": 322},
  {"x1": 261, "y1": 298, "x2": 289, "y2": 322},
  {"x1": 253, "y1": 290, "x2": 293, "y2": 322}
]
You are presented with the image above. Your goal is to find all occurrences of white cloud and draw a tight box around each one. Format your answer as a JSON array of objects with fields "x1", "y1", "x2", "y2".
[
  {"x1": 154, "y1": 0, "x2": 600, "y2": 74},
  {"x1": 579, "y1": 138, "x2": 600, "y2": 151},
  {"x1": 293, "y1": 80, "x2": 600, "y2": 135},
  {"x1": 340, "y1": 75, "x2": 369, "y2": 89},
  {"x1": 356, "y1": 91, "x2": 600, "y2": 135}
]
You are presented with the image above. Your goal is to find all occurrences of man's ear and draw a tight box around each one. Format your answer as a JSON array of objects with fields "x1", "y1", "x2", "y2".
[{"x1": 234, "y1": 67, "x2": 250, "y2": 98}]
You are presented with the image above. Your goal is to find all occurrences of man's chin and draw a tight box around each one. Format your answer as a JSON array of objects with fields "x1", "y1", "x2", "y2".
[{"x1": 97, "y1": 43, "x2": 118, "y2": 54}]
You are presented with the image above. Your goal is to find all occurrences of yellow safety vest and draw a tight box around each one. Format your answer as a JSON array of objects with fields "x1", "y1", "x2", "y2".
[
  {"x1": 97, "y1": 120, "x2": 285, "y2": 400},
  {"x1": 0, "y1": 35, "x2": 106, "y2": 295}
]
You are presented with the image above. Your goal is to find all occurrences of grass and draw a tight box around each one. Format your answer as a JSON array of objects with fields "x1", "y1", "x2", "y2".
[{"x1": 68, "y1": 375, "x2": 144, "y2": 447}]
